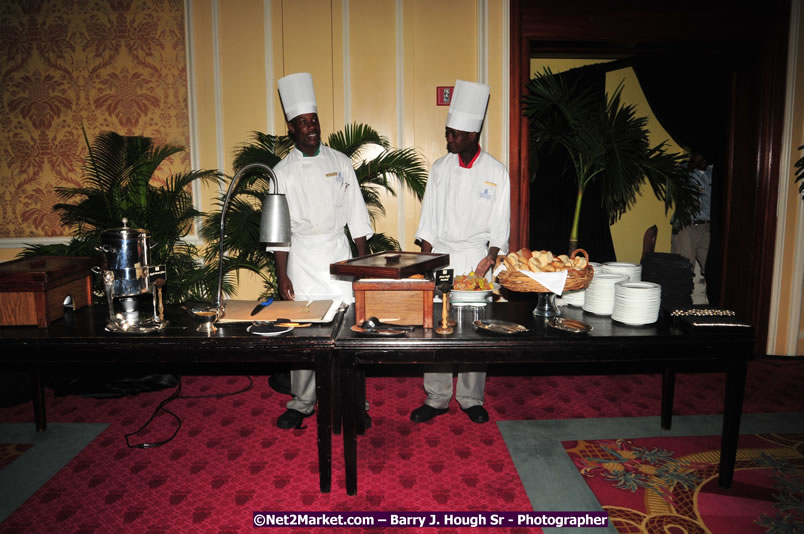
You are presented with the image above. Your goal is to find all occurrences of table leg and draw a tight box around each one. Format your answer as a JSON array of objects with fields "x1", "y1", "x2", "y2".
[
  {"x1": 661, "y1": 368, "x2": 675, "y2": 430},
  {"x1": 343, "y1": 355, "x2": 358, "y2": 495},
  {"x1": 357, "y1": 367, "x2": 367, "y2": 435},
  {"x1": 315, "y1": 354, "x2": 332, "y2": 493},
  {"x1": 33, "y1": 368, "x2": 46, "y2": 432},
  {"x1": 718, "y1": 359, "x2": 747, "y2": 488},
  {"x1": 332, "y1": 355, "x2": 341, "y2": 435}
]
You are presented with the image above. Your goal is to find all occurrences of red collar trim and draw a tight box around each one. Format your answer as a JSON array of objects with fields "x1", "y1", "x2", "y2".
[{"x1": 459, "y1": 146, "x2": 481, "y2": 169}]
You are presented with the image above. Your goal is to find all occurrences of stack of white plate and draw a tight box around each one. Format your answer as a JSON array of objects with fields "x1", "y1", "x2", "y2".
[
  {"x1": 582, "y1": 273, "x2": 629, "y2": 315},
  {"x1": 611, "y1": 281, "x2": 662, "y2": 325},
  {"x1": 559, "y1": 262, "x2": 602, "y2": 307},
  {"x1": 561, "y1": 289, "x2": 585, "y2": 307},
  {"x1": 601, "y1": 262, "x2": 642, "y2": 281}
]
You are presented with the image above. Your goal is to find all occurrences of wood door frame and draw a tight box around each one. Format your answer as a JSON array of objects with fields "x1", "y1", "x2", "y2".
[{"x1": 508, "y1": 0, "x2": 791, "y2": 351}]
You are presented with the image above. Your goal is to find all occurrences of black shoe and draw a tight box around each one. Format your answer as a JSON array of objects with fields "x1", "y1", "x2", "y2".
[
  {"x1": 268, "y1": 372, "x2": 291, "y2": 395},
  {"x1": 358, "y1": 411, "x2": 372, "y2": 435},
  {"x1": 410, "y1": 404, "x2": 449, "y2": 423},
  {"x1": 461, "y1": 405, "x2": 489, "y2": 423},
  {"x1": 276, "y1": 408, "x2": 314, "y2": 429}
]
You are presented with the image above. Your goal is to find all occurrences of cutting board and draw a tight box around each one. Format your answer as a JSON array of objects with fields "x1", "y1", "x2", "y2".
[{"x1": 218, "y1": 299, "x2": 333, "y2": 323}]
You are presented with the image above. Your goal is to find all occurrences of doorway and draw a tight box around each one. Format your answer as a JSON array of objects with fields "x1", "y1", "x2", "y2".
[{"x1": 509, "y1": 0, "x2": 790, "y2": 351}]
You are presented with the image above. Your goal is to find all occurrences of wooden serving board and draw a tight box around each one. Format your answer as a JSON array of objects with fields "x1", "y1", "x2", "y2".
[
  {"x1": 218, "y1": 299, "x2": 333, "y2": 323},
  {"x1": 330, "y1": 251, "x2": 449, "y2": 279}
]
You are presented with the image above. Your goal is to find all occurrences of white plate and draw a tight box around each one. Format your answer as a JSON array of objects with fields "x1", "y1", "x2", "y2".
[
  {"x1": 450, "y1": 283, "x2": 499, "y2": 303},
  {"x1": 617, "y1": 281, "x2": 660, "y2": 290},
  {"x1": 247, "y1": 325, "x2": 294, "y2": 336}
]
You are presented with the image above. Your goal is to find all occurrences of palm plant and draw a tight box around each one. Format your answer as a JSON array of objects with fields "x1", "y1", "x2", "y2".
[
  {"x1": 20, "y1": 130, "x2": 222, "y2": 303},
  {"x1": 523, "y1": 68, "x2": 700, "y2": 252},
  {"x1": 201, "y1": 123, "x2": 429, "y2": 299},
  {"x1": 795, "y1": 145, "x2": 804, "y2": 199}
]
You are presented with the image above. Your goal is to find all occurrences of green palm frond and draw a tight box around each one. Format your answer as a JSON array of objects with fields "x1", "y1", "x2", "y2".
[
  {"x1": 795, "y1": 145, "x2": 804, "y2": 200},
  {"x1": 327, "y1": 123, "x2": 389, "y2": 161},
  {"x1": 233, "y1": 131, "x2": 293, "y2": 171},
  {"x1": 354, "y1": 147, "x2": 429, "y2": 200},
  {"x1": 367, "y1": 232, "x2": 400, "y2": 253}
]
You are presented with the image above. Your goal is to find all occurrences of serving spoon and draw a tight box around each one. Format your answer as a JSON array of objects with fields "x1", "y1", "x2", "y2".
[{"x1": 361, "y1": 317, "x2": 414, "y2": 331}]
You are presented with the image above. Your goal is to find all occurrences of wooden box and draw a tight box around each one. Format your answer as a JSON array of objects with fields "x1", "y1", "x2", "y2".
[
  {"x1": 0, "y1": 256, "x2": 97, "y2": 328},
  {"x1": 353, "y1": 279, "x2": 435, "y2": 328}
]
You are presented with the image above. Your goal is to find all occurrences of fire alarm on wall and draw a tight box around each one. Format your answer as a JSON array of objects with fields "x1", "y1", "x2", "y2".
[{"x1": 436, "y1": 86, "x2": 453, "y2": 106}]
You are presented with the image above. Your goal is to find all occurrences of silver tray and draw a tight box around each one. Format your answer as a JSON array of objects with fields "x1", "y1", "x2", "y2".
[
  {"x1": 547, "y1": 317, "x2": 592, "y2": 334},
  {"x1": 350, "y1": 325, "x2": 407, "y2": 337},
  {"x1": 105, "y1": 320, "x2": 168, "y2": 334},
  {"x1": 472, "y1": 319, "x2": 529, "y2": 335}
]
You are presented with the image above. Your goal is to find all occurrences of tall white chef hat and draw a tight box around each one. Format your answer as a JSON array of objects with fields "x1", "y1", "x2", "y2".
[
  {"x1": 278, "y1": 72, "x2": 317, "y2": 122},
  {"x1": 446, "y1": 80, "x2": 490, "y2": 133}
]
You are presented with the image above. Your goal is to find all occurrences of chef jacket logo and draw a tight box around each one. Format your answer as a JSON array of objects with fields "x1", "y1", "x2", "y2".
[
  {"x1": 326, "y1": 171, "x2": 344, "y2": 184},
  {"x1": 480, "y1": 180, "x2": 496, "y2": 200}
]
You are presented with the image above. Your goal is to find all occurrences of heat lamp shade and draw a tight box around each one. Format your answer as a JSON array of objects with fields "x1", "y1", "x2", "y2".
[{"x1": 259, "y1": 193, "x2": 291, "y2": 246}]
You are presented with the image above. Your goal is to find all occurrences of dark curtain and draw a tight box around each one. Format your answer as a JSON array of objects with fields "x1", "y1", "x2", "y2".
[
  {"x1": 632, "y1": 52, "x2": 731, "y2": 304},
  {"x1": 528, "y1": 67, "x2": 617, "y2": 262}
]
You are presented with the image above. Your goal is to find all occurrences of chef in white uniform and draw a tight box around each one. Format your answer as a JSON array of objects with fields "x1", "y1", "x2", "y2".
[
  {"x1": 412, "y1": 80, "x2": 510, "y2": 424},
  {"x1": 271, "y1": 72, "x2": 373, "y2": 429}
]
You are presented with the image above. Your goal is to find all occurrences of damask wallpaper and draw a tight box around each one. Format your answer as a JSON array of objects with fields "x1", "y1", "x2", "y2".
[{"x1": 0, "y1": 0, "x2": 190, "y2": 238}]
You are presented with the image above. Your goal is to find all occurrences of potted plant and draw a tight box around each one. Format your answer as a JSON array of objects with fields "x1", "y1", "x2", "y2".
[
  {"x1": 20, "y1": 130, "x2": 222, "y2": 304},
  {"x1": 201, "y1": 123, "x2": 429, "y2": 299},
  {"x1": 523, "y1": 68, "x2": 701, "y2": 253}
]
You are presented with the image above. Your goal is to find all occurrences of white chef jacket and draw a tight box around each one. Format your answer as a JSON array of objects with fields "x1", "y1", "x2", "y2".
[
  {"x1": 270, "y1": 145, "x2": 373, "y2": 302},
  {"x1": 415, "y1": 150, "x2": 510, "y2": 275}
]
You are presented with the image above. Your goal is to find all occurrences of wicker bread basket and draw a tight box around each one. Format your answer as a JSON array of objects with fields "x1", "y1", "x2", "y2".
[{"x1": 497, "y1": 248, "x2": 594, "y2": 293}]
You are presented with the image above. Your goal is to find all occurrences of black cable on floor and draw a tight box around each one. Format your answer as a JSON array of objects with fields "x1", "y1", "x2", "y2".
[{"x1": 125, "y1": 375, "x2": 254, "y2": 449}]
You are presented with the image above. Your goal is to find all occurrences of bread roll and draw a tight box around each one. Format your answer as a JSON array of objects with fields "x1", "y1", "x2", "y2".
[
  {"x1": 518, "y1": 248, "x2": 533, "y2": 260},
  {"x1": 528, "y1": 257, "x2": 542, "y2": 272}
]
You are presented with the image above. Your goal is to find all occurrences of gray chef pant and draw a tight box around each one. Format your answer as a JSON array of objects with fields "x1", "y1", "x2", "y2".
[
  {"x1": 423, "y1": 371, "x2": 486, "y2": 409},
  {"x1": 286, "y1": 370, "x2": 369, "y2": 414},
  {"x1": 287, "y1": 370, "x2": 316, "y2": 414}
]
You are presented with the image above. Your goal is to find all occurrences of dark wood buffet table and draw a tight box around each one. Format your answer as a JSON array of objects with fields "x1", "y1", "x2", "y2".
[
  {"x1": 336, "y1": 302, "x2": 754, "y2": 495},
  {"x1": 1, "y1": 304, "x2": 342, "y2": 493}
]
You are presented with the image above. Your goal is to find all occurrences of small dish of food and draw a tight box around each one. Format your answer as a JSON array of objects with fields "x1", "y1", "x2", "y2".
[{"x1": 450, "y1": 273, "x2": 498, "y2": 304}]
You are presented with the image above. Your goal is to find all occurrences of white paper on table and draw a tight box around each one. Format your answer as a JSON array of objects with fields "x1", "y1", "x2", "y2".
[
  {"x1": 318, "y1": 299, "x2": 344, "y2": 323},
  {"x1": 517, "y1": 269, "x2": 568, "y2": 294}
]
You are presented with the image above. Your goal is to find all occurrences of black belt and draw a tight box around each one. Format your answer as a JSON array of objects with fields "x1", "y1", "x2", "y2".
[{"x1": 691, "y1": 220, "x2": 709, "y2": 225}]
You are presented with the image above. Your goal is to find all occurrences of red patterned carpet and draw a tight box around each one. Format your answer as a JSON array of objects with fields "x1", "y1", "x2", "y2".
[
  {"x1": 565, "y1": 433, "x2": 804, "y2": 533},
  {"x1": 0, "y1": 359, "x2": 802, "y2": 533}
]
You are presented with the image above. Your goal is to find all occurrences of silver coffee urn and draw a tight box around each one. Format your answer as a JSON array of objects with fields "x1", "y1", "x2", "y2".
[{"x1": 96, "y1": 218, "x2": 168, "y2": 333}]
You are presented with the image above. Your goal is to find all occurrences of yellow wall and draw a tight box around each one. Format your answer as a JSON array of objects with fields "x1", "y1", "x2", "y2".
[
  {"x1": 529, "y1": 59, "x2": 680, "y2": 263},
  {"x1": 770, "y1": 5, "x2": 804, "y2": 356}
]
